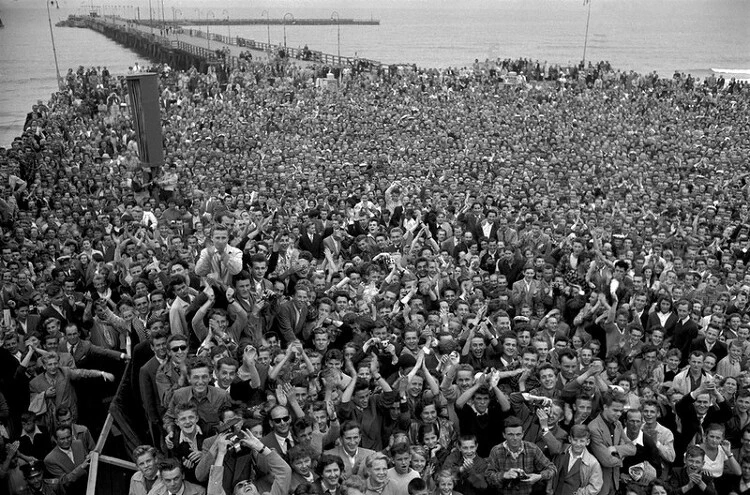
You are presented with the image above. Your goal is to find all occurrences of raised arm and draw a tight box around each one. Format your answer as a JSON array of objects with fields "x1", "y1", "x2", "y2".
[{"x1": 340, "y1": 358, "x2": 359, "y2": 404}]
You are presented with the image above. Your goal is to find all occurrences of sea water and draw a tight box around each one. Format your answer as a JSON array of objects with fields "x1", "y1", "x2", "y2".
[{"x1": 1, "y1": 0, "x2": 749, "y2": 147}]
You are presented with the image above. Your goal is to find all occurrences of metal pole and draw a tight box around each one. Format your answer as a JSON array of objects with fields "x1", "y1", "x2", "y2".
[
  {"x1": 160, "y1": 0, "x2": 165, "y2": 31},
  {"x1": 582, "y1": 0, "x2": 592, "y2": 66},
  {"x1": 206, "y1": 10, "x2": 214, "y2": 51},
  {"x1": 262, "y1": 10, "x2": 270, "y2": 46},
  {"x1": 46, "y1": 0, "x2": 64, "y2": 90},
  {"x1": 223, "y1": 10, "x2": 230, "y2": 40},
  {"x1": 283, "y1": 13, "x2": 294, "y2": 53},
  {"x1": 331, "y1": 11, "x2": 340, "y2": 65},
  {"x1": 147, "y1": 0, "x2": 153, "y2": 34}
]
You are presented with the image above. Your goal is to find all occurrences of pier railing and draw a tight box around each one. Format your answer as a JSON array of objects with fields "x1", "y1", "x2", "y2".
[
  {"x1": 82, "y1": 15, "x2": 380, "y2": 68},
  {"x1": 182, "y1": 27, "x2": 377, "y2": 67}
]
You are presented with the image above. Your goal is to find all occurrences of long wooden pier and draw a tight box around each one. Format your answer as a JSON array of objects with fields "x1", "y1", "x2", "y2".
[
  {"x1": 58, "y1": 15, "x2": 381, "y2": 72},
  {"x1": 142, "y1": 18, "x2": 380, "y2": 26}
]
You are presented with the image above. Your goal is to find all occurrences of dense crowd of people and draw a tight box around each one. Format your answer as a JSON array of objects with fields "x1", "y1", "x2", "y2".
[{"x1": 0, "y1": 54, "x2": 749, "y2": 495}]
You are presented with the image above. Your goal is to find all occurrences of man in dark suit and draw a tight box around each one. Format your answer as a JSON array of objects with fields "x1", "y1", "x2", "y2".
[
  {"x1": 689, "y1": 325, "x2": 728, "y2": 362},
  {"x1": 629, "y1": 292, "x2": 650, "y2": 331},
  {"x1": 139, "y1": 329, "x2": 169, "y2": 447},
  {"x1": 472, "y1": 209, "x2": 501, "y2": 243},
  {"x1": 58, "y1": 322, "x2": 126, "y2": 368},
  {"x1": 55, "y1": 407, "x2": 96, "y2": 453},
  {"x1": 298, "y1": 222, "x2": 324, "y2": 261},
  {"x1": 273, "y1": 286, "x2": 309, "y2": 345},
  {"x1": 674, "y1": 379, "x2": 732, "y2": 465},
  {"x1": 587, "y1": 393, "x2": 636, "y2": 495},
  {"x1": 322, "y1": 223, "x2": 348, "y2": 260},
  {"x1": 262, "y1": 405, "x2": 295, "y2": 462},
  {"x1": 672, "y1": 299, "x2": 700, "y2": 366},
  {"x1": 457, "y1": 202, "x2": 484, "y2": 236},
  {"x1": 44, "y1": 424, "x2": 90, "y2": 495},
  {"x1": 40, "y1": 284, "x2": 76, "y2": 331},
  {"x1": 14, "y1": 301, "x2": 41, "y2": 337}
]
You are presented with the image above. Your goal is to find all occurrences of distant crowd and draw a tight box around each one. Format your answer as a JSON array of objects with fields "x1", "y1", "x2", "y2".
[{"x1": 0, "y1": 55, "x2": 748, "y2": 495}]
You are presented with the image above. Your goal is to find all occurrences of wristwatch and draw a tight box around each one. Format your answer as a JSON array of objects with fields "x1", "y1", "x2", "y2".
[{"x1": 541, "y1": 427, "x2": 550, "y2": 435}]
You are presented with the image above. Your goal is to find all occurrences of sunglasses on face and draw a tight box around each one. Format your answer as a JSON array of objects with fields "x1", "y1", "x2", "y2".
[
  {"x1": 170, "y1": 345, "x2": 188, "y2": 352},
  {"x1": 271, "y1": 416, "x2": 291, "y2": 424}
]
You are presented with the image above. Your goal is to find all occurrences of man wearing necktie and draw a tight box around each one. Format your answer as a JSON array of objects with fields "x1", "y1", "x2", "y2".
[
  {"x1": 262, "y1": 405, "x2": 295, "y2": 462},
  {"x1": 274, "y1": 287, "x2": 310, "y2": 345}
]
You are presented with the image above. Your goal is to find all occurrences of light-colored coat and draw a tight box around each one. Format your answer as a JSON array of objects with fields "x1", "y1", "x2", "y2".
[
  {"x1": 323, "y1": 444, "x2": 376, "y2": 477},
  {"x1": 588, "y1": 414, "x2": 636, "y2": 495},
  {"x1": 547, "y1": 448, "x2": 603, "y2": 495}
]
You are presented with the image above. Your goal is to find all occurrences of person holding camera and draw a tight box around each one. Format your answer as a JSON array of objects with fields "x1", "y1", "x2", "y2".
[
  {"x1": 486, "y1": 416, "x2": 556, "y2": 495},
  {"x1": 167, "y1": 401, "x2": 206, "y2": 483},
  {"x1": 510, "y1": 392, "x2": 568, "y2": 457}
]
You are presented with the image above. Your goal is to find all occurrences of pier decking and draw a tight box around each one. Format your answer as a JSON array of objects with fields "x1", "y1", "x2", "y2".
[{"x1": 58, "y1": 15, "x2": 380, "y2": 72}]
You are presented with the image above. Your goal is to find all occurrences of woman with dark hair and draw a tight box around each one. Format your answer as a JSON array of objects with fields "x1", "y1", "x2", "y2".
[
  {"x1": 647, "y1": 295, "x2": 677, "y2": 336},
  {"x1": 313, "y1": 454, "x2": 345, "y2": 495},
  {"x1": 647, "y1": 478, "x2": 669, "y2": 495},
  {"x1": 407, "y1": 398, "x2": 456, "y2": 451},
  {"x1": 721, "y1": 376, "x2": 740, "y2": 409},
  {"x1": 416, "y1": 422, "x2": 450, "y2": 470}
]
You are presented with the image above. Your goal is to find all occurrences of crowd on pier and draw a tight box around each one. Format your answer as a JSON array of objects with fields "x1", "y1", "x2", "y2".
[{"x1": 0, "y1": 56, "x2": 748, "y2": 495}]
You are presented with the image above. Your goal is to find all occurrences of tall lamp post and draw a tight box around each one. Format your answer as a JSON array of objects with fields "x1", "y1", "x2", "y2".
[
  {"x1": 582, "y1": 0, "x2": 593, "y2": 66},
  {"x1": 206, "y1": 10, "x2": 215, "y2": 51},
  {"x1": 222, "y1": 9, "x2": 231, "y2": 40},
  {"x1": 46, "y1": 0, "x2": 64, "y2": 90},
  {"x1": 147, "y1": 0, "x2": 154, "y2": 35},
  {"x1": 331, "y1": 11, "x2": 340, "y2": 65},
  {"x1": 261, "y1": 10, "x2": 270, "y2": 46},
  {"x1": 160, "y1": 0, "x2": 165, "y2": 31},
  {"x1": 283, "y1": 12, "x2": 294, "y2": 52}
]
